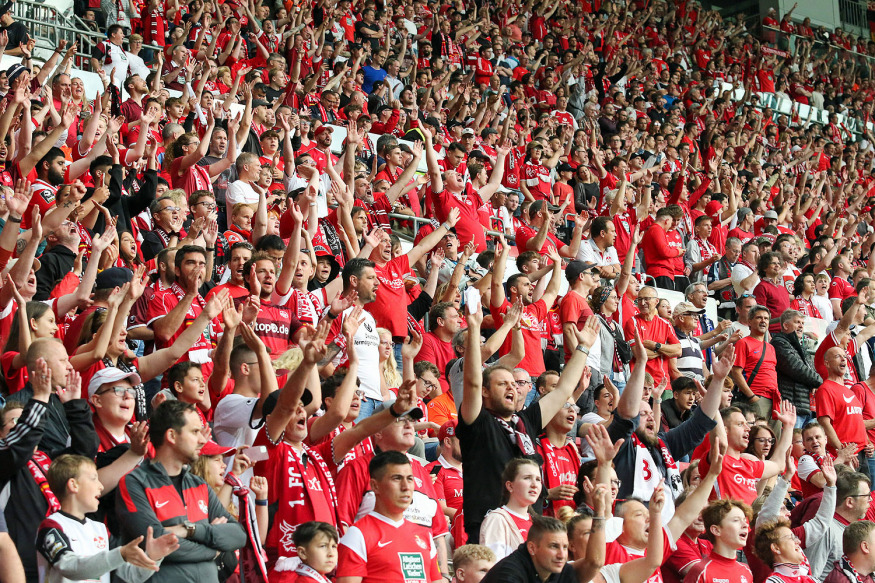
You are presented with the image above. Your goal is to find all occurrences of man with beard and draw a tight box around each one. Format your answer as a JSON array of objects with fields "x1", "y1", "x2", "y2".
[
  {"x1": 34, "y1": 219, "x2": 81, "y2": 301},
  {"x1": 197, "y1": 126, "x2": 235, "y2": 227},
  {"x1": 730, "y1": 305, "x2": 782, "y2": 423},
  {"x1": 607, "y1": 329, "x2": 728, "y2": 522},
  {"x1": 309, "y1": 125, "x2": 339, "y2": 173},
  {"x1": 237, "y1": 253, "x2": 303, "y2": 358},
  {"x1": 490, "y1": 237, "x2": 563, "y2": 377},
  {"x1": 426, "y1": 420, "x2": 464, "y2": 525},
  {"x1": 116, "y1": 401, "x2": 245, "y2": 583},
  {"x1": 695, "y1": 402, "x2": 797, "y2": 506},
  {"x1": 457, "y1": 294, "x2": 599, "y2": 544},
  {"x1": 206, "y1": 242, "x2": 253, "y2": 301}
]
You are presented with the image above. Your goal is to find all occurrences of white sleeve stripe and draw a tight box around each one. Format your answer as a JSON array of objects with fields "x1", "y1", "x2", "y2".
[{"x1": 339, "y1": 526, "x2": 367, "y2": 562}]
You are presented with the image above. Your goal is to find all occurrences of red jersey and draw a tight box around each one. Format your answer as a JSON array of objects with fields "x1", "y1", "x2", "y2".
[
  {"x1": 690, "y1": 553, "x2": 753, "y2": 583},
  {"x1": 537, "y1": 438, "x2": 580, "y2": 517},
  {"x1": 233, "y1": 296, "x2": 301, "y2": 357},
  {"x1": 366, "y1": 255, "x2": 412, "y2": 338},
  {"x1": 431, "y1": 187, "x2": 487, "y2": 252},
  {"x1": 145, "y1": 283, "x2": 215, "y2": 364},
  {"x1": 336, "y1": 451, "x2": 449, "y2": 538},
  {"x1": 829, "y1": 276, "x2": 856, "y2": 303},
  {"x1": 415, "y1": 332, "x2": 455, "y2": 394},
  {"x1": 522, "y1": 161, "x2": 551, "y2": 200},
  {"x1": 815, "y1": 379, "x2": 867, "y2": 452},
  {"x1": 814, "y1": 332, "x2": 859, "y2": 390},
  {"x1": 661, "y1": 534, "x2": 712, "y2": 583},
  {"x1": 605, "y1": 527, "x2": 675, "y2": 583},
  {"x1": 623, "y1": 314, "x2": 679, "y2": 387},
  {"x1": 733, "y1": 336, "x2": 780, "y2": 402},
  {"x1": 337, "y1": 512, "x2": 442, "y2": 583},
  {"x1": 426, "y1": 457, "x2": 464, "y2": 514},
  {"x1": 514, "y1": 223, "x2": 565, "y2": 254},
  {"x1": 559, "y1": 290, "x2": 594, "y2": 363},
  {"x1": 491, "y1": 298, "x2": 549, "y2": 376},
  {"x1": 695, "y1": 442, "x2": 764, "y2": 505}
]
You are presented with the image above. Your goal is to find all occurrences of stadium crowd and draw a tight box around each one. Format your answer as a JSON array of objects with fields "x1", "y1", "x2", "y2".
[{"x1": 3, "y1": 0, "x2": 875, "y2": 582}]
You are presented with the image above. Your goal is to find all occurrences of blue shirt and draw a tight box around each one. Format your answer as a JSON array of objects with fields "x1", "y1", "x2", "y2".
[{"x1": 361, "y1": 65, "x2": 387, "y2": 93}]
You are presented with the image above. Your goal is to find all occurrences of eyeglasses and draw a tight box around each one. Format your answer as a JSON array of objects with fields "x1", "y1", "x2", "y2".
[
  {"x1": 160, "y1": 206, "x2": 181, "y2": 213},
  {"x1": 778, "y1": 534, "x2": 802, "y2": 544},
  {"x1": 393, "y1": 416, "x2": 415, "y2": 424},
  {"x1": 636, "y1": 296, "x2": 657, "y2": 303},
  {"x1": 610, "y1": 479, "x2": 622, "y2": 487},
  {"x1": 561, "y1": 402, "x2": 580, "y2": 413},
  {"x1": 196, "y1": 202, "x2": 217, "y2": 210},
  {"x1": 754, "y1": 437, "x2": 775, "y2": 445},
  {"x1": 849, "y1": 493, "x2": 873, "y2": 499},
  {"x1": 515, "y1": 379, "x2": 532, "y2": 386},
  {"x1": 96, "y1": 386, "x2": 138, "y2": 398},
  {"x1": 419, "y1": 378, "x2": 438, "y2": 391}
]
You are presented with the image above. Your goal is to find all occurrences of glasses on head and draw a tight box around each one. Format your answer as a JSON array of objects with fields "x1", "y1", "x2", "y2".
[
  {"x1": 754, "y1": 437, "x2": 775, "y2": 445},
  {"x1": 393, "y1": 416, "x2": 415, "y2": 424},
  {"x1": 97, "y1": 386, "x2": 138, "y2": 398}
]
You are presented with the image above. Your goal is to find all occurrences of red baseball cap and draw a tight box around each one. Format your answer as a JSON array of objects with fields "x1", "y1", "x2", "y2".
[
  {"x1": 201, "y1": 440, "x2": 236, "y2": 457},
  {"x1": 438, "y1": 419, "x2": 458, "y2": 442}
]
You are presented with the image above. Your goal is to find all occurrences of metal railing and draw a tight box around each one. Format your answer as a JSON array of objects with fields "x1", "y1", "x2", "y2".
[{"x1": 13, "y1": 0, "x2": 164, "y2": 73}]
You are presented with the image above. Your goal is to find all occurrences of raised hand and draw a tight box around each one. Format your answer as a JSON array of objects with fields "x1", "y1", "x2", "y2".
[
  {"x1": 429, "y1": 247, "x2": 446, "y2": 272},
  {"x1": 505, "y1": 298, "x2": 524, "y2": 329},
  {"x1": 231, "y1": 451, "x2": 252, "y2": 476},
  {"x1": 58, "y1": 369, "x2": 81, "y2": 403},
  {"x1": 31, "y1": 358, "x2": 53, "y2": 401},
  {"x1": 649, "y1": 478, "x2": 666, "y2": 516},
  {"x1": 401, "y1": 327, "x2": 423, "y2": 360},
  {"x1": 249, "y1": 476, "x2": 268, "y2": 500},
  {"x1": 129, "y1": 421, "x2": 150, "y2": 456},
  {"x1": 574, "y1": 315, "x2": 600, "y2": 351},
  {"x1": 446, "y1": 207, "x2": 461, "y2": 228},
  {"x1": 394, "y1": 378, "x2": 418, "y2": 412},
  {"x1": 6, "y1": 178, "x2": 30, "y2": 217},
  {"x1": 708, "y1": 439, "x2": 727, "y2": 476},
  {"x1": 204, "y1": 288, "x2": 229, "y2": 320},
  {"x1": 241, "y1": 295, "x2": 261, "y2": 325},
  {"x1": 222, "y1": 296, "x2": 244, "y2": 330},
  {"x1": 652, "y1": 376, "x2": 668, "y2": 402},
  {"x1": 775, "y1": 400, "x2": 797, "y2": 427},
  {"x1": 585, "y1": 423, "x2": 624, "y2": 464},
  {"x1": 821, "y1": 454, "x2": 837, "y2": 486},
  {"x1": 299, "y1": 319, "x2": 331, "y2": 364}
]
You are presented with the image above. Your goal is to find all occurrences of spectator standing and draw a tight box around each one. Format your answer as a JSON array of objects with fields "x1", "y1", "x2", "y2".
[
  {"x1": 670, "y1": 301, "x2": 707, "y2": 381},
  {"x1": 730, "y1": 305, "x2": 781, "y2": 423},
  {"x1": 559, "y1": 261, "x2": 600, "y2": 366},
  {"x1": 731, "y1": 241, "x2": 760, "y2": 299},
  {"x1": 772, "y1": 310, "x2": 822, "y2": 428},
  {"x1": 577, "y1": 217, "x2": 620, "y2": 279},
  {"x1": 816, "y1": 347, "x2": 868, "y2": 464},
  {"x1": 754, "y1": 252, "x2": 792, "y2": 333},
  {"x1": 642, "y1": 207, "x2": 685, "y2": 291},
  {"x1": 416, "y1": 302, "x2": 463, "y2": 394},
  {"x1": 622, "y1": 285, "x2": 681, "y2": 388}
]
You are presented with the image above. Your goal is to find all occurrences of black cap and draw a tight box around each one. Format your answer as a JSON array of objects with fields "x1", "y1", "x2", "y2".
[
  {"x1": 261, "y1": 388, "x2": 313, "y2": 417},
  {"x1": 530, "y1": 199, "x2": 560, "y2": 215},
  {"x1": 95, "y1": 267, "x2": 133, "y2": 290},
  {"x1": 373, "y1": 398, "x2": 424, "y2": 420},
  {"x1": 566, "y1": 260, "x2": 599, "y2": 283},
  {"x1": 557, "y1": 162, "x2": 574, "y2": 173},
  {"x1": 252, "y1": 99, "x2": 270, "y2": 108}
]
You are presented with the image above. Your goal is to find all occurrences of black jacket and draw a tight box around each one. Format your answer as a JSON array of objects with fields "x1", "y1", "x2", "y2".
[
  {"x1": 772, "y1": 331, "x2": 821, "y2": 415},
  {"x1": 482, "y1": 543, "x2": 578, "y2": 583},
  {"x1": 0, "y1": 397, "x2": 98, "y2": 582}
]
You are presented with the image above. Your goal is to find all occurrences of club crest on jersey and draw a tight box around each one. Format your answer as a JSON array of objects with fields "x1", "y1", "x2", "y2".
[
  {"x1": 198, "y1": 499, "x2": 209, "y2": 514},
  {"x1": 414, "y1": 535, "x2": 427, "y2": 550}
]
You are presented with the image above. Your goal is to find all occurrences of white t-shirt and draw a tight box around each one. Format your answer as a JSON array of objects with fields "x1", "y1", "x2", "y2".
[
  {"x1": 226, "y1": 180, "x2": 260, "y2": 206},
  {"x1": 731, "y1": 263, "x2": 758, "y2": 297},
  {"x1": 333, "y1": 308, "x2": 382, "y2": 400},
  {"x1": 579, "y1": 412, "x2": 608, "y2": 459},
  {"x1": 812, "y1": 293, "x2": 834, "y2": 322}
]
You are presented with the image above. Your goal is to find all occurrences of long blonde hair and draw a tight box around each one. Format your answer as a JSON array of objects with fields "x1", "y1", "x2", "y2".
[{"x1": 377, "y1": 328, "x2": 402, "y2": 388}]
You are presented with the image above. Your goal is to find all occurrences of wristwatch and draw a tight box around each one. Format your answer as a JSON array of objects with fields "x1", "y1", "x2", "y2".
[
  {"x1": 654, "y1": 342, "x2": 662, "y2": 352},
  {"x1": 184, "y1": 521, "x2": 197, "y2": 539}
]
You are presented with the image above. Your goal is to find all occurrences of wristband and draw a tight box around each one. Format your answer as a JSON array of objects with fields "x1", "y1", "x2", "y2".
[
  {"x1": 206, "y1": 247, "x2": 216, "y2": 251},
  {"x1": 7, "y1": 215, "x2": 21, "y2": 223},
  {"x1": 255, "y1": 499, "x2": 268, "y2": 506},
  {"x1": 591, "y1": 516, "x2": 606, "y2": 521},
  {"x1": 441, "y1": 222, "x2": 451, "y2": 231},
  {"x1": 326, "y1": 311, "x2": 338, "y2": 320},
  {"x1": 389, "y1": 403, "x2": 403, "y2": 418},
  {"x1": 575, "y1": 344, "x2": 590, "y2": 356}
]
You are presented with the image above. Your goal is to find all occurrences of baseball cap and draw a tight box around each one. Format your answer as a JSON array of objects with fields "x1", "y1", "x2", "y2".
[
  {"x1": 526, "y1": 141, "x2": 544, "y2": 150},
  {"x1": 566, "y1": 261, "x2": 599, "y2": 283},
  {"x1": 261, "y1": 388, "x2": 313, "y2": 417},
  {"x1": 529, "y1": 199, "x2": 560, "y2": 216},
  {"x1": 763, "y1": 210, "x2": 779, "y2": 220},
  {"x1": 201, "y1": 440, "x2": 236, "y2": 457},
  {"x1": 314, "y1": 125, "x2": 334, "y2": 137},
  {"x1": 672, "y1": 301, "x2": 705, "y2": 319},
  {"x1": 438, "y1": 419, "x2": 458, "y2": 442},
  {"x1": 461, "y1": 127, "x2": 475, "y2": 136},
  {"x1": 95, "y1": 267, "x2": 133, "y2": 290},
  {"x1": 557, "y1": 162, "x2": 574, "y2": 173},
  {"x1": 482, "y1": 128, "x2": 499, "y2": 136},
  {"x1": 87, "y1": 367, "x2": 143, "y2": 399},
  {"x1": 251, "y1": 99, "x2": 270, "y2": 108}
]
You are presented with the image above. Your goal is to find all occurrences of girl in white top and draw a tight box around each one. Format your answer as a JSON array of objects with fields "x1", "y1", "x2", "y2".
[{"x1": 480, "y1": 458, "x2": 542, "y2": 560}]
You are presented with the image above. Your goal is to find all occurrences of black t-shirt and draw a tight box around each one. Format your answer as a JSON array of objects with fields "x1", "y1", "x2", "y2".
[
  {"x1": 457, "y1": 405, "x2": 543, "y2": 537},
  {"x1": 482, "y1": 544, "x2": 577, "y2": 583},
  {"x1": 1, "y1": 21, "x2": 28, "y2": 50},
  {"x1": 354, "y1": 21, "x2": 381, "y2": 51}
]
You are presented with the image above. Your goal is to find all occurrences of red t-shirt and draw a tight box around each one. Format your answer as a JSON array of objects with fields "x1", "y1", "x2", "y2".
[
  {"x1": 514, "y1": 223, "x2": 565, "y2": 254},
  {"x1": 733, "y1": 336, "x2": 780, "y2": 402},
  {"x1": 366, "y1": 255, "x2": 412, "y2": 337},
  {"x1": 623, "y1": 313, "x2": 679, "y2": 387},
  {"x1": 145, "y1": 283, "x2": 215, "y2": 362},
  {"x1": 415, "y1": 332, "x2": 455, "y2": 394},
  {"x1": 695, "y1": 442, "x2": 765, "y2": 505},
  {"x1": 426, "y1": 459, "x2": 464, "y2": 513},
  {"x1": 852, "y1": 381, "x2": 875, "y2": 448},
  {"x1": 431, "y1": 188, "x2": 487, "y2": 252},
  {"x1": 641, "y1": 223, "x2": 680, "y2": 279},
  {"x1": 605, "y1": 527, "x2": 675, "y2": 583},
  {"x1": 661, "y1": 534, "x2": 712, "y2": 583},
  {"x1": 814, "y1": 332, "x2": 859, "y2": 391},
  {"x1": 689, "y1": 552, "x2": 754, "y2": 583},
  {"x1": 337, "y1": 513, "x2": 441, "y2": 583},
  {"x1": 829, "y1": 276, "x2": 856, "y2": 302},
  {"x1": 815, "y1": 379, "x2": 867, "y2": 452},
  {"x1": 491, "y1": 298, "x2": 549, "y2": 376},
  {"x1": 559, "y1": 290, "x2": 594, "y2": 363}
]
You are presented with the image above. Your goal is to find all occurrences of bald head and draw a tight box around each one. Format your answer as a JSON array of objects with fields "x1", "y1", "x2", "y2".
[{"x1": 26, "y1": 338, "x2": 71, "y2": 389}]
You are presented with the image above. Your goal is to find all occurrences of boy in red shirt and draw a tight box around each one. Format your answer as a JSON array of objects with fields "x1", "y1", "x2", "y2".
[{"x1": 686, "y1": 500, "x2": 754, "y2": 583}]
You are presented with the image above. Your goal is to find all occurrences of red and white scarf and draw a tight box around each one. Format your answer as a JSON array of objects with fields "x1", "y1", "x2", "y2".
[
  {"x1": 225, "y1": 472, "x2": 269, "y2": 583},
  {"x1": 491, "y1": 412, "x2": 536, "y2": 456},
  {"x1": 28, "y1": 451, "x2": 61, "y2": 516}
]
